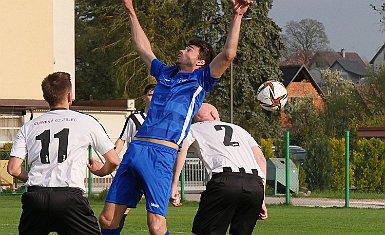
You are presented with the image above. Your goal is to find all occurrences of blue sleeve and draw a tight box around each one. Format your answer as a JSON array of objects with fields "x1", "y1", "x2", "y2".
[
  {"x1": 198, "y1": 65, "x2": 219, "y2": 92},
  {"x1": 150, "y1": 58, "x2": 166, "y2": 82}
]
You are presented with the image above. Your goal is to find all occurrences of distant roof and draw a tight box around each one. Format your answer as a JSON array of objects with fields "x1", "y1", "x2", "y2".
[
  {"x1": 369, "y1": 43, "x2": 385, "y2": 64},
  {"x1": 280, "y1": 64, "x2": 324, "y2": 96},
  {"x1": 331, "y1": 59, "x2": 366, "y2": 76},
  {"x1": 311, "y1": 50, "x2": 366, "y2": 68}
]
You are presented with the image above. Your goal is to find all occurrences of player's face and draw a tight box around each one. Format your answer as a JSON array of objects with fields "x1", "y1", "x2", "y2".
[
  {"x1": 143, "y1": 89, "x2": 154, "y2": 107},
  {"x1": 176, "y1": 45, "x2": 203, "y2": 67}
]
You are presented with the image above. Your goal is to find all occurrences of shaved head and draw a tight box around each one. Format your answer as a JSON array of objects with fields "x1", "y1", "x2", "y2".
[{"x1": 194, "y1": 103, "x2": 220, "y2": 122}]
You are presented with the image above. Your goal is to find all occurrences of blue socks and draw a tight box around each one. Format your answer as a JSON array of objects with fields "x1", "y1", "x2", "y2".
[{"x1": 101, "y1": 228, "x2": 120, "y2": 235}]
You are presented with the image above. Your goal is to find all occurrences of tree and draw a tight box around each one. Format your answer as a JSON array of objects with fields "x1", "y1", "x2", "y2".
[
  {"x1": 75, "y1": 0, "x2": 123, "y2": 100},
  {"x1": 75, "y1": 0, "x2": 186, "y2": 102},
  {"x1": 370, "y1": 1, "x2": 385, "y2": 31},
  {"x1": 320, "y1": 69, "x2": 367, "y2": 138},
  {"x1": 283, "y1": 19, "x2": 330, "y2": 65}
]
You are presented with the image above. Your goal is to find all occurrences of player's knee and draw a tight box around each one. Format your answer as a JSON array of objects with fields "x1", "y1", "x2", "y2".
[
  {"x1": 147, "y1": 214, "x2": 166, "y2": 235},
  {"x1": 148, "y1": 223, "x2": 165, "y2": 235}
]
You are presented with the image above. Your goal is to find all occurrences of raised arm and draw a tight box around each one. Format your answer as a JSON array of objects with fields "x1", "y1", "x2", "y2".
[
  {"x1": 123, "y1": 0, "x2": 156, "y2": 69},
  {"x1": 209, "y1": 0, "x2": 253, "y2": 78}
]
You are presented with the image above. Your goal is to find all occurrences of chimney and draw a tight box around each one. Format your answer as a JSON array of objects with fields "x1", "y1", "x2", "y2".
[{"x1": 341, "y1": 48, "x2": 345, "y2": 58}]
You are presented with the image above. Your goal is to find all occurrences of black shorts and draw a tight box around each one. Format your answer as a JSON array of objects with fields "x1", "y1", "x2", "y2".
[
  {"x1": 192, "y1": 171, "x2": 264, "y2": 235},
  {"x1": 19, "y1": 186, "x2": 100, "y2": 235}
]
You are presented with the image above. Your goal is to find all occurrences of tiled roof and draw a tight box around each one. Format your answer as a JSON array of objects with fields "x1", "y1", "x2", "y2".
[
  {"x1": 331, "y1": 59, "x2": 366, "y2": 76},
  {"x1": 280, "y1": 64, "x2": 323, "y2": 96},
  {"x1": 311, "y1": 51, "x2": 366, "y2": 68}
]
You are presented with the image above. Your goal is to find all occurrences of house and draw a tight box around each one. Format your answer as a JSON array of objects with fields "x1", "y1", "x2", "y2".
[
  {"x1": 280, "y1": 64, "x2": 324, "y2": 109},
  {"x1": 369, "y1": 43, "x2": 385, "y2": 72},
  {"x1": 279, "y1": 64, "x2": 325, "y2": 128},
  {"x1": 308, "y1": 49, "x2": 367, "y2": 84},
  {"x1": 330, "y1": 59, "x2": 366, "y2": 83}
]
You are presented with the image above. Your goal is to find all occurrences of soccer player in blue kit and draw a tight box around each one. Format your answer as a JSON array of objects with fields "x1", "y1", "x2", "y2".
[{"x1": 99, "y1": 0, "x2": 254, "y2": 234}]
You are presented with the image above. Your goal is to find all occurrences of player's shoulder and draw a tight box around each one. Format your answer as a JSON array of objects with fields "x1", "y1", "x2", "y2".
[
  {"x1": 67, "y1": 110, "x2": 102, "y2": 126},
  {"x1": 128, "y1": 109, "x2": 145, "y2": 118}
]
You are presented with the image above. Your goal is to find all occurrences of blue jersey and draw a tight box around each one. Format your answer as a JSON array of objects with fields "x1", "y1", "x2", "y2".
[{"x1": 135, "y1": 58, "x2": 218, "y2": 146}]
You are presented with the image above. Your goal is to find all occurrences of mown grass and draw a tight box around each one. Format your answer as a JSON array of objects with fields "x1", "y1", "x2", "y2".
[{"x1": 1, "y1": 195, "x2": 385, "y2": 234}]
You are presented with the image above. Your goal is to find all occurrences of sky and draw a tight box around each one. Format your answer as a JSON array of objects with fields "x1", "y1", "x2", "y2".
[{"x1": 269, "y1": 0, "x2": 385, "y2": 62}]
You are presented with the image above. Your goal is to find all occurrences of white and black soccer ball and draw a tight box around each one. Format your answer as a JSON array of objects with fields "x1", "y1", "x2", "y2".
[{"x1": 257, "y1": 80, "x2": 288, "y2": 111}]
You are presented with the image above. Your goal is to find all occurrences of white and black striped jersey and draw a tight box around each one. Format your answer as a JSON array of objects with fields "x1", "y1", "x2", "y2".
[
  {"x1": 118, "y1": 110, "x2": 146, "y2": 143},
  {"x1": 185, "y1": 120, "x2": 265, "y2": 180},
  {"x1": 10, "y1": 109, "x2": 115, "y2": 192}
]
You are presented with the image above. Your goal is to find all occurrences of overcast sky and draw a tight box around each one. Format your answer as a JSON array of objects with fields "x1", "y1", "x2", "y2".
[{"x1": 269, "y1": 0, "x2": 385, "y2": 62}]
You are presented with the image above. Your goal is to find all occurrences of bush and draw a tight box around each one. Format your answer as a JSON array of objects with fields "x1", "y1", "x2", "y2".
[
  {"x1": 353, "y1": 138, "x2": 385, "y2": 192},
  {"x1": 330, "y1": 138, "x2": 353, "y2": 190},
  {"x1": 260, "y1": 137, "x2": 275, "y2": 159},
  {"x1": 304, "y1": 136, "x2": 332, "y2": 191}
]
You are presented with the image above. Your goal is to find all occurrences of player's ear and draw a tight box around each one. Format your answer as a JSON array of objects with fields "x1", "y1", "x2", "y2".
[
  {"x1": 210, "y1": 111, "x2": 218, "y2": 121},
  {"x1": 196, "y1": 59, "x2": 205, "y2": 67},
  {"x1": 67, "y1": 91, "x2": 73, "y2": 104}
]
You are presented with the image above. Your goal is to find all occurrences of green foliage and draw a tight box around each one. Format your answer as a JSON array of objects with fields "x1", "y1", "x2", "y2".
[
  {"x1": 360, "y1": 68, "x2": 385, "y2": 115},
  {"x1": 297, "y1": 164, "x2": 307, "y2": 189},
  {"x1": 75, "y1": 0, "x2": 185, "y2": 101},
  {"x1": 320, "y1": 69, "x2": 368, "y2": 138},
  {"x1": 329, "y1": 138, "x2": 353, "y2": 190},
  {"x1": 89, "y1": 187, "x2": 109, "y2": 201},
  {"x1": 303, "y1": 136, "x2": 332, "y2": 191},
  {"x1": 259, "y1": 138, "x2": 275, "y2": 159},
  {"x1": 3, "y1": 143, "x2": 12, "y2": 150},
  {"x1": 284, "y1": 97, "x2": 324, "y2": 146},
  {"x1": 353, "y1": 138, "x2": 385, "y2": 192}
]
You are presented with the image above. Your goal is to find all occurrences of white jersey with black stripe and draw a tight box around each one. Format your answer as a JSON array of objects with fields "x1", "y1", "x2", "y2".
[
  {"x1": 119, "y1": 110, "x2": 146, "y2": 143},
  {"x1": 185, "y1": 120, "x2": 265, "y2": 180},
  {"x1": 10, "y1": 109, "x2": 115, "y2": 192}
]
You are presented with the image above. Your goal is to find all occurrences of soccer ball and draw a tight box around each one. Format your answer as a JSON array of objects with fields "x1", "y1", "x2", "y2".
[{"x1": 257, "y1": 81, "x2": 288, "y2": 111}]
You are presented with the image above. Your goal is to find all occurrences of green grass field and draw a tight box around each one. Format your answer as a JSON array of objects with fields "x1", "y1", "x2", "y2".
[{"x1": 1, "y1": 195, "x2": 385, "y2": 234}]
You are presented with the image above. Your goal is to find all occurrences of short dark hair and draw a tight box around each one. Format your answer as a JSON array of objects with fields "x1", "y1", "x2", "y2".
[
  {"x1": 188, "y1": 38, "x2": 216, "y2": 66},
  {"x1": 41, "y1": 72, "x2": 72, "y2": 106},
  {"x1": 143, "y1": 83, "x2": 156, "y2": 95}
]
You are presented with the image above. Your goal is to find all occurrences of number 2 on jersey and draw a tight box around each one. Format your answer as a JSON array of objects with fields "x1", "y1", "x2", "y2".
[
  {"x1": 214, "y1": 125, "x2": 239, "y2": 147},
  {"x1": 35, "y1": 128, "x2": 69, "y2": 164}
]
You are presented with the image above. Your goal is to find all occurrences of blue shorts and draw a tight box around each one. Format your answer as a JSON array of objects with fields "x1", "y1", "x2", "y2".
[{"x1": 106, "y1": 140, "x2": 177, "y2": 217}]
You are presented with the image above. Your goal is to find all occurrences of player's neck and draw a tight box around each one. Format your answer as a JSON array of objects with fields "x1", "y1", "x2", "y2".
[
  {"x1": 177, "y1": 64, "x2": 202, "y2": 73},
  {"x1": 49, "y1": 103, "x2": 70, "y2": 111}
]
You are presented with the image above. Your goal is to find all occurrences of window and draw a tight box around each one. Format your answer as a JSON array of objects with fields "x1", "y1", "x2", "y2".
[{"x1": 0, "y1": 114, "x2": 23, "y2": 147}]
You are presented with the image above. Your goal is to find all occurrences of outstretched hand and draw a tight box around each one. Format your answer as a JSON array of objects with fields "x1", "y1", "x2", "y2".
[
  {"x1": 232, "y1": 0, "x2": 253, "y2": 16},
  {"x1": 122, "y1": 0, "x2": 133, "y2": 12}
]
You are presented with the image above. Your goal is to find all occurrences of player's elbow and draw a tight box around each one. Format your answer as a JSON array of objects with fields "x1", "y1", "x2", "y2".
[
  {"x1": 223, "y1": 49, "x2": 237, "y2": 62},
  {"x1": 109, "y1": 157, "x2": 120, "y2": 170},
  {"x1": 7, "y1": 163, "x2": 19, "y2": 178}
]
